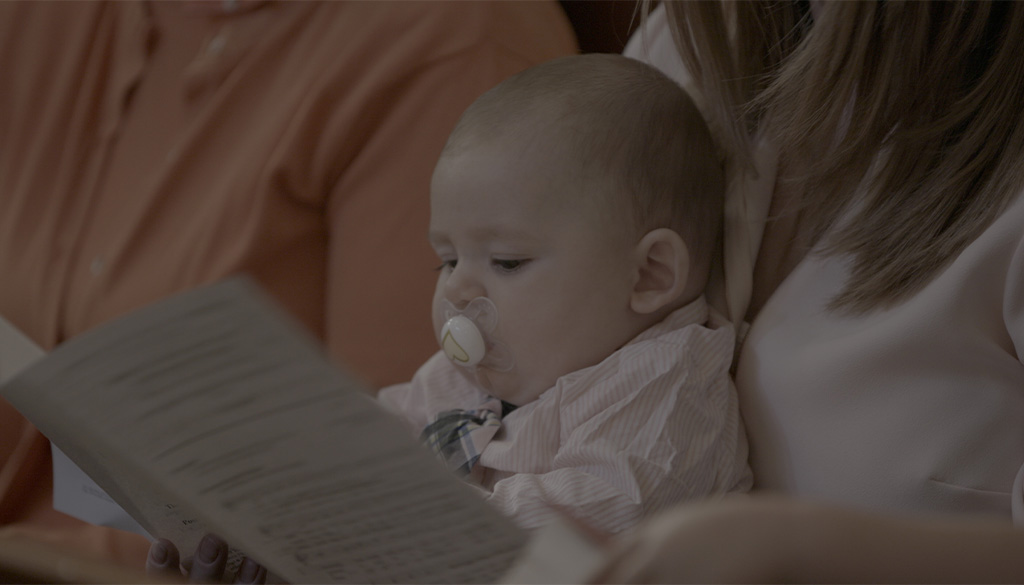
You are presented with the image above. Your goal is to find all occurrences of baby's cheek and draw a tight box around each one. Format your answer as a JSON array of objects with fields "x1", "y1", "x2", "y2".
[{"x1": 430, "y1": 301, "x2": 446, "y2": 342}]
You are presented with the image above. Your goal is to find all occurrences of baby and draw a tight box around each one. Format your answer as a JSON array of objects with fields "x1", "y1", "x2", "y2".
[{"x1": 378, "y1": 53, "x2": 751, "y2": 535}]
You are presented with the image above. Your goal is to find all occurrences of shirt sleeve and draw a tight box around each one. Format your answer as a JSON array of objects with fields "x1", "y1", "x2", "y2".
[
  {"x1": 324, "y1": 40, "x2": 575, "y2": 390},
  {"x1": 484, "y1": 339, "x2": 750, "y2": 534},
  {"x1": 1012, "y1": 463, "x2": 1024, "y2": 525},
  {"x1": 1003, "y1": 219, "x2": 1024, "y2": 525}
]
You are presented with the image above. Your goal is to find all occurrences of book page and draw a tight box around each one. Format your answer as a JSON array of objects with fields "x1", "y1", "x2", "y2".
[
  {"x1": 1, "y1": 317, "x2": 168, "y2": 542},
  {"x1": 0, "y1": 315, "x2": 44, "y2": 384},
  {"x1": 0, "y1": 316, "x2": 157, "y2": 539},
  {"x1": 0, "y1": 278, "x2": 527, "y2": 583},
  {"x1": 51, "y1": 445, "x2": 152, "y2": 537}
]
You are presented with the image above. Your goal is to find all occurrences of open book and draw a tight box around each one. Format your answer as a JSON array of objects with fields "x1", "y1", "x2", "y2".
[{"x1": 0, "y1": 278, "x2": 604, "y2": 584}]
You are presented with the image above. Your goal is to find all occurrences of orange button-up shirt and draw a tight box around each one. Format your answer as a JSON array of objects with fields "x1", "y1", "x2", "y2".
[{"x1": 0, "y1": 0, "x2": 576, "y2": 565}]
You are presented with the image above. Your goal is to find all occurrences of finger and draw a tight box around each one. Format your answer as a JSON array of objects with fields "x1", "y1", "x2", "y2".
[
  {"x1": 189, "y1": 533, "x2": 229, "y2": 583},
  {"x1": 563, "y1": 514, "x2": 613, "y2": 548},
  {"x1": 233, "y1": 557, "x2": 267, "y2": 584},
  {"x1": 146, "y1": 538, "x2": 182, "y2": 577},
  {"x1": 589, "y1": 543, "x2": 636, "y2": 583},
  {"x1": 591, "y1": 531, "x2": 666, "y2": 584}
]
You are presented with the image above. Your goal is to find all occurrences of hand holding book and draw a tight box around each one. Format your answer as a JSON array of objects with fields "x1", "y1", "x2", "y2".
[
  {"x1": 146, "y1": 534, "x2": 266, "y2": 584},
  {"x1": 1, "y1": 278, "x2": 606, "y2": 584},
  {"x1": 1, "y1": 279, "x2": 527, "y2": 583}
]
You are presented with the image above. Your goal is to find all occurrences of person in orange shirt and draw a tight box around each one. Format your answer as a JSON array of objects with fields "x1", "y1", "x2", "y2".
[{"x1": 0, "y1": 0, "x2": 576, "y2": 568}]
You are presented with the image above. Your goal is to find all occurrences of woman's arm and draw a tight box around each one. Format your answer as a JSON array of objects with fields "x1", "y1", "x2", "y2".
[{"x1": 596, "y1": 495, "x2": 1024, "y2": 583}]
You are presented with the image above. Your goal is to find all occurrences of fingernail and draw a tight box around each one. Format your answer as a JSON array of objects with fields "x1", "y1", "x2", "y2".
[
  {"x1": 236, "y1": 558, "x2": 264, "y2": 584},
  {"x1": 199, "y1": 534, "x2": 223, "y2": 563},
  {"x1": 149, "y1": 541, "x2": 168, "y2": 564}
]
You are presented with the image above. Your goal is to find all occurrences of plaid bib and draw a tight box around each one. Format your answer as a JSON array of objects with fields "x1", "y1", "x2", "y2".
[{"x1": 420, "y1": 397, "x2": 515, "y2": 476}]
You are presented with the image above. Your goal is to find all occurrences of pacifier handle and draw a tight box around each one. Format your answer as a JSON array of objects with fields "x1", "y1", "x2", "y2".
[{"x1": 441, "y1": 315, "x2": 486, "y2": 367}]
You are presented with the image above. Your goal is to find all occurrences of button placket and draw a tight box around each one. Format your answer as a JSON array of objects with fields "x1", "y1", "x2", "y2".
[
  {"x1": 90, "y1": 256, "x2": 106, "y2": 276},
  {"x1": 207, "y1": 32, "x2": 227, "y2": 55}
]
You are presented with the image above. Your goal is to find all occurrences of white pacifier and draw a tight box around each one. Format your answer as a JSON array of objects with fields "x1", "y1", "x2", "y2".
[{"x1": 439, "y1": 297, "x2": 514, "y2": 371}]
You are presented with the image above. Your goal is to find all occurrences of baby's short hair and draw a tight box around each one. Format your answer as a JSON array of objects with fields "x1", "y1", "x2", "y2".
[{"x1": 443, "y1": 53, "x2": 725, "y2": 287}]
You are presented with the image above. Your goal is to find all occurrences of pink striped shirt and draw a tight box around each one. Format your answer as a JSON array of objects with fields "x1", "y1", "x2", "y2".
[{"x1": 378, "y1": 296, "x2": 751, "y2": 534}]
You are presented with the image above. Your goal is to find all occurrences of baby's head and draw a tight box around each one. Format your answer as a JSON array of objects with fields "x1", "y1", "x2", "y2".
[{"x1": 429, "y1": 53, "x2": 724, "y2": 406}]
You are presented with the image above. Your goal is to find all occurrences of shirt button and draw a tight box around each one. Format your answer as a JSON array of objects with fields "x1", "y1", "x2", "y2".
[
  {"x1": 90, "y1": 256, "x2": 105, "y2": 276},
  {"x1": 207, "y1": 33, "x2": 227, "y2": 55}
]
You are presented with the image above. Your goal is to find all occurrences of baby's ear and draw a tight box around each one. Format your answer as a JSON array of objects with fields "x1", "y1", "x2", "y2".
[{"x1": 630, "y1": 228, "x2": 689, "y2": 315}]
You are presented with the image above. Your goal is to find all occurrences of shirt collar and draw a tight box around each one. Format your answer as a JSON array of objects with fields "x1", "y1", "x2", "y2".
[{"x1": 628, "y1": 295, "x2": 710, "y2": 346}]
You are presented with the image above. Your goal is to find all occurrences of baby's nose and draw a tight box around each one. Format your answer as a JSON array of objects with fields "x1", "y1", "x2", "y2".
[{"x1": 444, "y1": 265, "x2": 486, "y2": 303}]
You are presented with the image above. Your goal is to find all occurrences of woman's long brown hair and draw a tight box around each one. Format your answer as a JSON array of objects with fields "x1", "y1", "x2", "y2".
[{"x1": 663, "y1": 1, "x2": 1024, "y2": 312}]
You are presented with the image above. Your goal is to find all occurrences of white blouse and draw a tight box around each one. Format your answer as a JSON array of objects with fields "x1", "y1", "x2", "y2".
[
  {"x1": 736, "y1": 189, "x2": 1024, "y2": 522},
  {"x1": 627, "y1": 4, "x2": 1024, "y2": 524}
]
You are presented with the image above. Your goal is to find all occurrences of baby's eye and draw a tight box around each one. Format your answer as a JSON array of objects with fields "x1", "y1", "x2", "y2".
[
  {"x1": 435, "y1": 259, "x2": 457, "y2": 271},
  {"x1": 492, "y1": 259, "x2": 527, "y2": 273}
]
